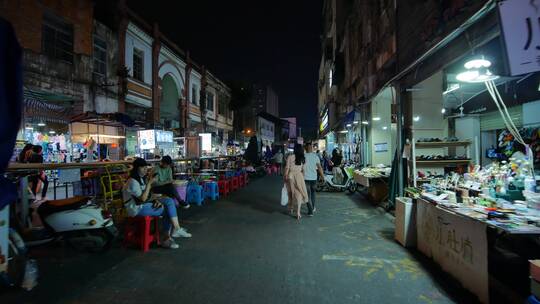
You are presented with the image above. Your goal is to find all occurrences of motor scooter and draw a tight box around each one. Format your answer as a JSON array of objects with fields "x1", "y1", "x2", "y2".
[
  {"x1": 25, "y1": 196, "x2": 117, "y2": 252},
  {"x1": 316, "y1": 165, "x2": 358, "y2": 194}
]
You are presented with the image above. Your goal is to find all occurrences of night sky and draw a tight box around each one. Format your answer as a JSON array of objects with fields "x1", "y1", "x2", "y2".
[{"x1": 128, "y1": 0, "x2": 323, "y2": 132}]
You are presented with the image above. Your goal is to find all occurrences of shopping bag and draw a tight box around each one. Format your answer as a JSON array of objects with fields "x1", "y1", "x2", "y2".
[{"x1": 280, "y1": 185, "x2": 288, "y2": 206}]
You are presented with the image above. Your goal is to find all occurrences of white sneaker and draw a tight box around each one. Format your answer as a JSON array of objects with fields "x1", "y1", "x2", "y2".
[
  {"x1": 162, "y1": 239, "x2": 179, "y2": 249},
  {"x1": 171, "y1": 228, "x2": 192, "y2": 238}
]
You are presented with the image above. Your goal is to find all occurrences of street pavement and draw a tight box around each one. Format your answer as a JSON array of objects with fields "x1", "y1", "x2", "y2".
[{"x1": 2, "y1": 175, "x2": 479, "y2": 304}]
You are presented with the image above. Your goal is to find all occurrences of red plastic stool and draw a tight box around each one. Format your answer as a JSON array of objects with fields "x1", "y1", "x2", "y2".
[
  {"x1": 218, "y1": 179, "x2": 230, "y2": 196},
  {"x1": 239, "y1": 174, "x2": 245, "y2": 187},
  {"x1": 231, "y1": 176, "x2": 239, "y2": 191},
  {"x1": 123, "y1": 216, "x2": 161, "y2": 252}
]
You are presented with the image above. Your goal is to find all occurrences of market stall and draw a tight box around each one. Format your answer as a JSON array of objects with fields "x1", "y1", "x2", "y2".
[{"x1": 353, "y1": 166, "x2": 391, "y2": 204}]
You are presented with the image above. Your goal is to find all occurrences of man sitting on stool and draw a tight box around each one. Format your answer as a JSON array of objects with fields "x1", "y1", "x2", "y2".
[{"x1": 151, "y1": 156, "x2": 190, "y2": 209}]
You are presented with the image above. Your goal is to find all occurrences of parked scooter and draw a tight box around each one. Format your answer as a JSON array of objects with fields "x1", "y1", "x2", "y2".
[
  {"x1": 316, "y1": 165, "x2": 358, "y2": 194},
  {"x1": 25, "y1": 196, "x2": 117, "y2": 252}
]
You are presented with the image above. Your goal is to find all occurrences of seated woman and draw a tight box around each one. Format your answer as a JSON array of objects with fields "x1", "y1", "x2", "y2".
[
  {"x1": 151, "y1": 155, "x2": 190, "y2": 209},
  {"x1": 123, "y1": 158, "x2": 191, "y2": 250}
]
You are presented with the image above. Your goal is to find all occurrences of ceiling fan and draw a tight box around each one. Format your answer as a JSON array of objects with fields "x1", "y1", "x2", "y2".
[{"x1": 444, "y1": 90, "x2": 481, "y2": 119}]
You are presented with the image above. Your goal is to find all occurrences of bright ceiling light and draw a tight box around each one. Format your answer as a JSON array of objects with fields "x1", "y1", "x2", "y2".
[
  {"x1": 456, "y1": 70, "x2": 480, "y2": 82},
  {"x1": 457, "y1": 56, "x2": 499, "y2": 83},
  {"x1": 457, "y1": 70, "x2": 499, "y2": 83},
  {"x1": 37, "y1": 122, "x2": 46, "y2": 127},
  {"x1": 361, "y1": 121, "x2": 369, "y2": 125},
  {"x1": 90, "y1": 134, "x2": 126, "y2": 139},
  {"x1": 353, "y1": 121, "x2": 359, "y2": 125},
  {"x1": 372, "y1": 117, "x2": 381, "y2": 121},
  {"x1": 382, "y1": 126, "x2": 388, "y2": 130},
  {"x1": 25, "y1": 126, "x2": 33, "y2": 130},
  {"x1": 339, "y1": 130, "x2": 348, "y2": 134},
  {"x1": 346, "y1": 123, "x2": 352, "y2": 128},
  {"x1": 441, "y1": 108, "x2": 446, "y2": 114},
  {"x1": 49, "y1": 130, "x2": 56, "y2": 134},
  {"x1": 413, "y1": 116, "x2": 420, "y2": 122},
  {"x1": 464, "y1": 58, "x2": 491, "y2": 69}
]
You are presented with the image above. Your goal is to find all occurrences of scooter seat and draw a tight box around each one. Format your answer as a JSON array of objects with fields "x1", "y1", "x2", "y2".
[
  {"x1": 38, "y1": 196, "x2": 91, "y2": 217},
  {"x1": 44, "y1": 196, "x2": 91, "y2": 207}
]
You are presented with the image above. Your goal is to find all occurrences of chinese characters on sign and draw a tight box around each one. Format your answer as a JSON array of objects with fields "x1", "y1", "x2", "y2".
[
  {"x1": 417, "y1": 199, "x2": 488, "y2": 303},
  {"x1": 499, "y1": 0, "x2": 540, "y2": 75}
]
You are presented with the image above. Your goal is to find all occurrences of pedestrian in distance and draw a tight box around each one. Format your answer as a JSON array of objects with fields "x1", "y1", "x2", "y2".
[
  {"x1": 303, "y1": 143, "x2": 325, "y2": 217},
  {"x1": 28, "y1": 145, "x2": 49, "y2": 200},
  {"x1": 272, "y1": 146, "x2": 284, "y2": 175},
  {"x1": 17, "y1": 143, "x2": 33, "y2": 163},
  {"x1": 284, "y1": 143, "x2": 309, "y2": 220}
]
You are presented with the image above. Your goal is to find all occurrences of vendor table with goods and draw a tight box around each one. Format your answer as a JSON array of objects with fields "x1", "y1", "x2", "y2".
[
  {"x1": 400, "y1": 161, "x2": 540, "y2": 303},
  {"x1": 353, "y1": 166, "x2": 390, "y2": 203}
]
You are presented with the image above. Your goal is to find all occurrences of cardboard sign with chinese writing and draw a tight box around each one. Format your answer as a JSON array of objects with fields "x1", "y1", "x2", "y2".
[
  {"x1": 499, "y1": 0, "x2": 540, "y2": 76},
  {"x1": 417, "y1": 199, "x2": 488, "y2": 303}
]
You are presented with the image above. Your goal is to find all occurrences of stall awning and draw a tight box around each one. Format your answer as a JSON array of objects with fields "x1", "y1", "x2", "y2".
[
  {"x1": 71, "y1": 112, "x2": 138, "y2": 128},
  {"x1": 23, "y1": 89, "x2": 74, "y2": 124}
]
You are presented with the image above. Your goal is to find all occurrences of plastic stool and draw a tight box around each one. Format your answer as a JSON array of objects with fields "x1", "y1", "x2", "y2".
[
  {"x1": 218, "y1": 179, "x2": 230, "y2": 196},
  {"x1": 203, "y1": 181, "x2": 219, "y2": 201},
  {"x1": 231, "y1": 176, "x2": 239, "y2": 191},
  {"x1": 186, "y1": 184, "x2": 204, "y2": 206},
  {"x1": 123, "y1": 216, "x2": 161, "y2": 252}
]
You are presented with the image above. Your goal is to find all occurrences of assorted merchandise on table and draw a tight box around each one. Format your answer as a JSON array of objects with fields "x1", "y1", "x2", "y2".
[{"x1": 405, "y1": 156, "x2": 540, "y2": 233}]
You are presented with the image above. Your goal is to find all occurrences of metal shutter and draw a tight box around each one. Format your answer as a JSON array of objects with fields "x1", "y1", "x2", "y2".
[{"x1": 480, "y1": 105, "x2": 522, "y2": 131}]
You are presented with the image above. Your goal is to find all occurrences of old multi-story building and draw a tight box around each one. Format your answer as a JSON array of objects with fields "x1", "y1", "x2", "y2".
[{"x1": 1, "y1": 0, "x2": 233, "y2": 159}]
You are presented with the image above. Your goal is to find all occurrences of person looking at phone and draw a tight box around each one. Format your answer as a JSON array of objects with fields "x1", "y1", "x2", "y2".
[
  {"x1": 123, "y1": 158, "x2": 191, "y2": 250},
  {"x1": 151, "y1": 155, "x2": 190, "y2": 210}
]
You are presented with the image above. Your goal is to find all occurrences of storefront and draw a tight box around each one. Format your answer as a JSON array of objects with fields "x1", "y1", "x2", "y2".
[
  {"x1": 387, "y1": 2, "x2": 540, "y2": 303},
  {"x1": 138, "y1": 129, "x2": 175, "y2": 159},
  {"x1": 70, "y1": 112, "x2": 137, "y2": 162}
]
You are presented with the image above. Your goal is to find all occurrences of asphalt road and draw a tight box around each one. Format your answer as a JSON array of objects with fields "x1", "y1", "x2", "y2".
[{"x1": 2, "y1": 175, "x2": 479, "y2": 304}]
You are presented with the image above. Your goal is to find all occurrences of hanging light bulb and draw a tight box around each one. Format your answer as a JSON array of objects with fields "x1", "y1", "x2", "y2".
[{"x1": 456, "y1": 56, "x2": 499, "y2": 83}]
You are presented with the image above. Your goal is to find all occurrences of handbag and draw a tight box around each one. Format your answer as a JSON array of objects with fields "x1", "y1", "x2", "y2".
[{"x1": 280, "y1": 185, "x2": 289, "y2": 206}]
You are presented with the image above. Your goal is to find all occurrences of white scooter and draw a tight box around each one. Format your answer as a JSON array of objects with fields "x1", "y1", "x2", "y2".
[
  {"x1": 27, "y1": 196, "x2": 117, "y2": 252},
  {"x1": 316, "y1": 165, "x2": 358, "y2": 194}
]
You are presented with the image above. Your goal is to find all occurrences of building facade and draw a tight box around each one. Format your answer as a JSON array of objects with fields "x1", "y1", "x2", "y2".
[
  {"x1": 253, "y1": 84, "x2": 279, "y2": 117},
  {"x1": 1, "y1": 0, "x2": 234, "y2": 160}
]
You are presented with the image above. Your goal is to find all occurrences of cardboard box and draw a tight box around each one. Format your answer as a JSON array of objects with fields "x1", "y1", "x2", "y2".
[{"x1": 531, "y1": 260, "x2": 540, "y2": 282}]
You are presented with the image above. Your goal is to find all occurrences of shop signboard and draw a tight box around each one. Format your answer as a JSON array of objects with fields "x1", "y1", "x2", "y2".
[
  {"x1": 499, "y1": 0, "x2": 540, "y2": 76},
  {"x1": 417, "y1": 199, "x2": 488, "y2": 303},
  {"x1": 138, "y1": 130, "x2": 156, "y2": 150},
  {"x1": 319, "y1": 109, "x2": 329, "y2": 133},
  {"x1": 155, "y1": 130, "x2": 173, "y2": 143},
  {"x1": 374, "y1": 142, "x2": 388, "y2": 152},
  {"x1": 200, "y1": 133, "x2": 212, "y2": 152}
]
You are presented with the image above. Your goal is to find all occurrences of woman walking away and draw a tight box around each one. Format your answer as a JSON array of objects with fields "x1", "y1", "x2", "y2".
[
  {"x1": 284, "y1": 144, "x2": 309, "y2": 220},
  {"x1": 123, "y1": 158, "x2": 191, "y2": 250}
]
